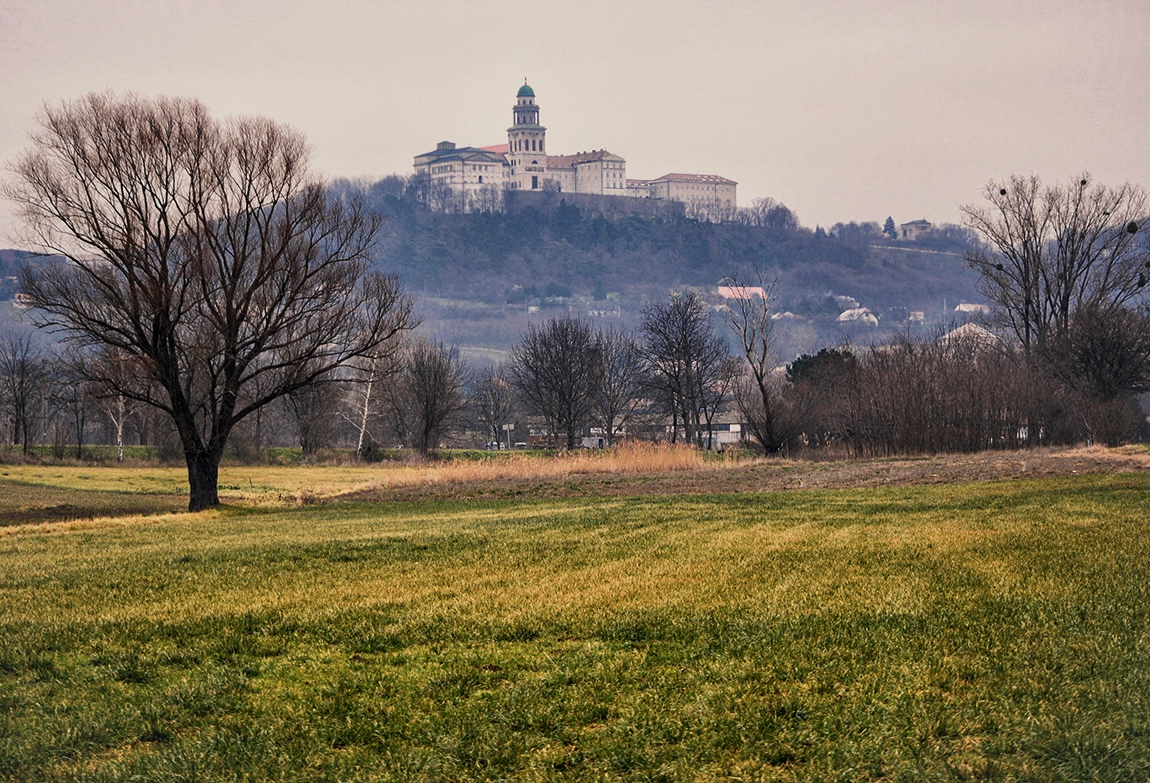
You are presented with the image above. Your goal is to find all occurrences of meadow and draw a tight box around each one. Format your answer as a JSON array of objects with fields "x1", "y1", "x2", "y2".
[{"x1": 1, "y1": 453, "x2": 1148, "y2": 781}]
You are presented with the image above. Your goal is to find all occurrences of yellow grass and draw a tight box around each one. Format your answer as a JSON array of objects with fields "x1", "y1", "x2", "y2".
[
  {"x1": 0, "y1": 443, "x2": 731, "y2": 510},
  {"x1": 366, "y1": 442, "x2": 712, "y2": 488}
]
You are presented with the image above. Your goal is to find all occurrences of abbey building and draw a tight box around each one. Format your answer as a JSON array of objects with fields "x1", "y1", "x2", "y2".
[{"x1": 413, "y1": 82, "x2": 736, "y2": 219}]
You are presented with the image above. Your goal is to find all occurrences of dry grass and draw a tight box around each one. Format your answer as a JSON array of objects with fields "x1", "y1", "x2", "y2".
[{"x1": 360, "y1": 442, "x2": 716, "y2": 490}]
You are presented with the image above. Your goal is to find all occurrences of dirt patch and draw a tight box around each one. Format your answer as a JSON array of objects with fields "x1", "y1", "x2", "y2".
[{"x1": 341, "y1": 446, "x2": 1150, "y2": 504}]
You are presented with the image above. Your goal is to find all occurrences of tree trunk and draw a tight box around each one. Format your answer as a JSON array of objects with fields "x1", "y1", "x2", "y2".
[
  {"x1": 115, "y1": 398, "x2": 125, "y2": 462},
  {"x1": 187, "y1": 450, "x2": 221, "y2": 512}
]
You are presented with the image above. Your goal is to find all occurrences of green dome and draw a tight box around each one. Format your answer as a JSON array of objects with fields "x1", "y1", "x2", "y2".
[{"x1": 517, "y1": 82, "x2": 535, "y2": 98}]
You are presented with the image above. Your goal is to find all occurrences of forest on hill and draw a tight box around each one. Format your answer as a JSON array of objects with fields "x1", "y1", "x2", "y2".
[
  {"x1": 340, "y1": 177, "x2": 985, "y2": 353},
  {"x1": 3, "y1": 179, "x2": 984, "y2": 356}
]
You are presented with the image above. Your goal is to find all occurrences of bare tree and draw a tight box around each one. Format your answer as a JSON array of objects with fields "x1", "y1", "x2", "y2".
[
  {"x1": 473, "y1": 363, "x2": 516, "y2": 448},
  {"x1": 472, "y1": 183, "x2": 505, "y2": 214},
  {"x1": 0, "y1": 328, "x2": 49, "y2": 455},
  {"x1": 723, "y1": 272, "x2": 792, "y2": 453},
  {"x1": 1045, "y1": 303, "x2": 1150, "y2": 402},
  {"x1": 85, "y1": 347, "x2": 147, "y2": 462},
  {"x1": 6, "y1": 94, "x2": 414, "y2": 509},
  {"x1": 640, "y1": 291, "x2": 728, "y2": 447},
  {"x1": 509, "y1": 316, "x2": 595, "y2": 449},
  {"x1": 589, "y1": 326, "x2": 646, "y2": 446},
  {"x1": 286, "y1": 370, "x2": 341, "y2": 457},
  {"x1": 961, "y1": 173, "x2": 1149, "y2": 356},
  {"x1": 343, "y1": 342, "x2": 408, "y2": 459},
  {"x1": 53, "y1": 354, "x2": 92, "y2": 460},
  {"x1": 737, "y1": 197, "x2": 799, "y2": 232},
  {"x1": 392, "y1": 336, "x2": 468, "y2": 456}
]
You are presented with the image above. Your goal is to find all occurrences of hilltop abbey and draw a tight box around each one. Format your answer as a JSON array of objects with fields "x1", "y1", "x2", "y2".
[{"x1": 413, "y1": 82, "x2": 736, "y2": 219}]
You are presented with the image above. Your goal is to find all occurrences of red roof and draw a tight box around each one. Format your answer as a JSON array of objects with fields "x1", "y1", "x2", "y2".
[{"x1": 481, "y1": 143, "x2": 509, "y2": 154}]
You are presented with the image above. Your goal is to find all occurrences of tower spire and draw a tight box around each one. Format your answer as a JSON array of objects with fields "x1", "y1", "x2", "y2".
[{"x1": 508, "y1": 80, "x2": 545, "y2": 190}]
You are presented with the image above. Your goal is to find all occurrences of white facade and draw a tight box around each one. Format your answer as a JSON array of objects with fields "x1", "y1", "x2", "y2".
[
  {"x1": 648, "y1": 173, "x2": 738, "y2": 220},
  {"x1": 414, "y1": 83, "x2": 735, "y2": 214},
  {"x1": 412, "y1": 141, "x2": 507, "y2": 212},
  {"x1": 900, "y1": 219, "x2": 933, "y2": 240}
]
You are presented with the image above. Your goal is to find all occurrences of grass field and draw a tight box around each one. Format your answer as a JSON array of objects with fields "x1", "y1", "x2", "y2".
[{"x1": 1, "y1": 460, "x2": 1148, "y2": 781}]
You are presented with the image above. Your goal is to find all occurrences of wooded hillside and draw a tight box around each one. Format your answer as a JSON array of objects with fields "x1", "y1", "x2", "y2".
[{"x1": 345, "y1": 178, "x2": 984, "y2": 351}]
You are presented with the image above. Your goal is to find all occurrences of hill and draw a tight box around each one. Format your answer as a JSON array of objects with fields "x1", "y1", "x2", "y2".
[
  {"x1": 1, "y1": 188, "x2": 986, "y2": 356},
  {"x1": 352, "y1": 182, "x2": 984, "y2": 353}
]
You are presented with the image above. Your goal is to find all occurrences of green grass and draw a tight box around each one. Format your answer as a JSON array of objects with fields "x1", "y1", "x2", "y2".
[{"x1": 2, "y1": 473, "x2": 1149, "y2": 780}]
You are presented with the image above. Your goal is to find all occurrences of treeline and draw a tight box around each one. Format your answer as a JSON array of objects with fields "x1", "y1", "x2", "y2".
[
  {"x1": 781, "y1": 337, "x2": 1147, "y2": 455},
  {"x1": 7, "y1": 294, "x2": 1145, "y2": 465},
  {"x1": 0, "y1": 326, "x2": 468, "y2": 462}
]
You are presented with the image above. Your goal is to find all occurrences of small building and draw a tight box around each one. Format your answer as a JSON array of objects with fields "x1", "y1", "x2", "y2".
[
  {"x1": 900, "y1": 219, "x2": 932, "y2": 240},
  {"x1": 940, "y1": 322, "x2": 1001, "y2": 348},
  {"x1": 954, "y1": 302, "x2": 990, "y2": 316},
  {"x1": 717, "y1": 285, "x2": 766, "y2": 301},
  {"x1": 837, "y1": 307, "x2": 878, "y2": 325}
]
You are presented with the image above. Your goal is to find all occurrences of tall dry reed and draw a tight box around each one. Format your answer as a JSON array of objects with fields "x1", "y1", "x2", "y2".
[{"x1": 367, "y1": 442, "x2": 712, "y2": 489}]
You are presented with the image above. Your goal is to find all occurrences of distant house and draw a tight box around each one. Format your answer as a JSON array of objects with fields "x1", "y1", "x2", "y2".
[
  {"x1": 940, "y1": 323, "x2": 1001, "y2": 348},
  {"x1": 717, "y1": 285, "x2": 766, "y2": 300},
  {"x1": 837, "y1": 307, "x2": 878, "y2": 325},
  {"x1": 900, "y1": 219, "x2": 932, "y2": 240},
  {"x1": 954, "y1": 302, "x2": 990, "y2": 316}
]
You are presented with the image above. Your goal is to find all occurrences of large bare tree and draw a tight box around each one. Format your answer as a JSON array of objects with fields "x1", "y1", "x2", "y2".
[
  {"x1": 961, "y1": 173, "x2": 1149, "y2": 355},
  {"x1": 640, "y1": 291, "x2": 729, "y2": 447},
  {"x1": 472, "y1": 363, "x2": 516, "y2": 448},
  {"x1": 509, "y1": 316, "x2": 595, "y2": 449},
  {"x1": 389, "y1": 336, "x2": 468, "y2": 456},
  {"x1": 5, "y1": 94, "x2": 414, "y2": 510},
  {"x1": 589, "y1": 326, "x2": 646, "y2": 446}
]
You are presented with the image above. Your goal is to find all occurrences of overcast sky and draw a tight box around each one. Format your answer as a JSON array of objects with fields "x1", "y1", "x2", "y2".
[{"x1": 2, "y1": 0, "x2": 1148, "y2": 243}]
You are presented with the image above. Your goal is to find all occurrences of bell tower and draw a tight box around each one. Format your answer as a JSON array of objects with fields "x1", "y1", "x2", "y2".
[{"x1": 507, "y1": 80, "x2": 546, "y2": 191}]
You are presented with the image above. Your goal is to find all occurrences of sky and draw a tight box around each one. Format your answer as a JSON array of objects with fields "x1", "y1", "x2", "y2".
[{"x1": 2, "y1": 0, "x2": 1148, "y2": 243}]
